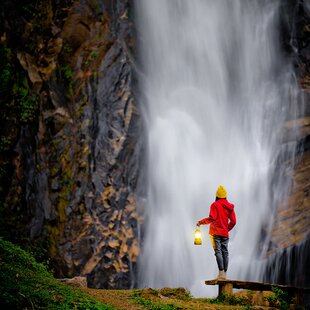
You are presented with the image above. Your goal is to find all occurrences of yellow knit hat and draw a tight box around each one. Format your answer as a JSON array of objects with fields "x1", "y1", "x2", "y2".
[{"x1": 216, "y1": 185, "x2": 227, "y2": 198}]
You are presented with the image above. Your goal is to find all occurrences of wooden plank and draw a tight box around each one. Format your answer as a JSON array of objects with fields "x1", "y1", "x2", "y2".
[
  {"x1": 205, "y1": 279, "x2": 310, "y2": 306},
  {"x1": 205, "y1": 279, "x2": 310, "y2": 293}
]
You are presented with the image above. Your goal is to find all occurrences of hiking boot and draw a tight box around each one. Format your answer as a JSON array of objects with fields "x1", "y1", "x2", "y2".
[{"x1": 217, "y1": 270, "x2": 226, "y2": 279}]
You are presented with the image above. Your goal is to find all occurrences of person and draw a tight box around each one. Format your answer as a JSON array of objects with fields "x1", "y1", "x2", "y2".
[{"x1": 197, "y1": 185, "x2": 236, "y2": 279}]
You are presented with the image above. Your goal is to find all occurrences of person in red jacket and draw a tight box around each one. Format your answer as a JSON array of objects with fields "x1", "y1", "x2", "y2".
[{"x1": 197, "y1": 185, "x2": 236, "y2": 279}]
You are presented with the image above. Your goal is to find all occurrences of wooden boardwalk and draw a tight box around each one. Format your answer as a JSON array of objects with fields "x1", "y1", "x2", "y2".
[{"x1": 205, "y1": 279, "x2": 310, "y2": 305}]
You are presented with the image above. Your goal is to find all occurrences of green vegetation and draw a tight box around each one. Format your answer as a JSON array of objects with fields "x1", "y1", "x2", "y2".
[
  {"x1": 0, "y1": 47, "x2": 12, "y2": 96},
  {"x1": 90, "y1": 51, "x2": 98, "y2": 59},
  {"x1": 209, "y1": 293, "x2": 252, "y2": 307},
  {"x1": 0, "y1": 45, "x2": 13, "y2": 100},
  {"x1": 0, "y1": 45, "x2": 39, "y2": 127},
  {"x1": 59, "y1": 64, "x2": 74, "y2": 98},
  {"x1": 0, "y1": 44, "x2": 39, "y2": 239},
  {"x1": 132, "y1": 290, "x2": 179, "y2": 310},
  {"x1": 14, "y1": 80, "x2": 39, "y2": 123},
  {"x1": 20, "y1": 0, "x2": 44, "y2": 22},
  {"x1": 265, "y1": 286, "x2": 304, "y2": 310},
  {"x1": 0, "y1": 238, "x2": 114, "y2": 309}
]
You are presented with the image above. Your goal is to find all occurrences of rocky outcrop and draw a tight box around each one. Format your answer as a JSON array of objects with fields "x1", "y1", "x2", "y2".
[
  {"x1": 270, "y1": 146, "x2": 310, "y2": 251},
  {"x1": 1, "y1": 0, "x2": 144, "y2": 288},
  {"x1": 262, "y1": 0, "x2": 310, "y2": 287}
]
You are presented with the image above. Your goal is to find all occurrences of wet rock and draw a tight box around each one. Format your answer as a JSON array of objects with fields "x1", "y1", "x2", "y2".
[
  {"x1": 61, "y1": 11, "x2": 91, "y2": 51},
  {"x1": 283, "y1": 116, "x2": 310, "y2": 143},
  {"x1": 17, "y1": 52, "x2": 43, "y2": 86},
  {"x1": 269, "y1": 150, "x2": 310, "y2": 252}
]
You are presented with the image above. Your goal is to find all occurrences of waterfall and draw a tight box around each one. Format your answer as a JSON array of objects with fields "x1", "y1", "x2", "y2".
[{"x1": 135, "y1": 0, "x2": 299, "y2": 296}]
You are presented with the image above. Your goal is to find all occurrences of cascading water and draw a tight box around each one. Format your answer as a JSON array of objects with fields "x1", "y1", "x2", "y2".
[{"x1": 135, "y1": 0, "x2": 299, "y2": 296}]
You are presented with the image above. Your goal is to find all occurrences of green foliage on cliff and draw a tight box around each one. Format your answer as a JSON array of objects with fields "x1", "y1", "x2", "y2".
[
  {"x1": 59, "y1": 63, "x2": 74, "y2": 98},
  {"x1": 0, "y1": 47, "x2": 12, "y2": 96},
  {"x1": 14, "y1": 76, "x2": 39, "y2": 124},
  {"x1": 0, "y1": 43, "x2": 39, "y2": 141},
  {"x1": 0, "y1": 239, "x2": 114, "y2": 309},
  {"x1": 0, "y1": 43, "x2": 39, "y2": 242}
]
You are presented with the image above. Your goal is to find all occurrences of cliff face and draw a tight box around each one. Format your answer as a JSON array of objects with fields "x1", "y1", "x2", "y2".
[
  {"x1": 270, "y1": 1, "x2": 310, "y2": 252},
  {"x1": 262, "y1": 0, "x2": 310, "y2": 287},
  {"x1": 0, "y1": 0, "x2": 144, "y2": 288}
]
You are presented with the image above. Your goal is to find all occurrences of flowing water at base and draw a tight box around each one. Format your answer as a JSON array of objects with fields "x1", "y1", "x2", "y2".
[{"x1": 135, "y1": 0, "x2": 299, "y2": 296}]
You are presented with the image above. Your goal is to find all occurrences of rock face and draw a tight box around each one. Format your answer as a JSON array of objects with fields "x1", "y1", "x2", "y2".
[
  {"x1": 1, "y1": 0, "x2": 144, "y2": 288},
  {"x1": 267, "y1": 115, "x2": 310, "y2": 252},
  {"x1": 263, "y1": 114, "x2": 310, "y2": 287},
  {"x1": 262, "y1": 1, "x2": 310, "y2": 287}
]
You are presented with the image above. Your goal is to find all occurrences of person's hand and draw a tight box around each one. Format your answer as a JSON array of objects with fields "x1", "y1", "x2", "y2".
[{"x1": 196, "y1": 222, "x2": 200, "y2": 226}]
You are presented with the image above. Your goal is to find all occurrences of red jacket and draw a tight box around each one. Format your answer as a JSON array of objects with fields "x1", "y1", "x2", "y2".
[{"x1": 198, "y1": 198, "x2": 236, "y2": 237}]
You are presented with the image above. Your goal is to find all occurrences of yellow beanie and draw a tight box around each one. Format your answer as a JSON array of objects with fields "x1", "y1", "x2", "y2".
[{"x1": 216, "y1": 185, "x2": 227, "y2": 198}]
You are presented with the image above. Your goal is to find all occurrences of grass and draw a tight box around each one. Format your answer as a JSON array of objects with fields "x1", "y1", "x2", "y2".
[
  {"x1": 132, "y1": 289, "x2": 181, "y2": 309},
  {"x1": 85, "y1": 287, "x2": 251, "y2": 310},
  {"x1": 0, "y1": 238, "x2": 114, "y2": 309}
]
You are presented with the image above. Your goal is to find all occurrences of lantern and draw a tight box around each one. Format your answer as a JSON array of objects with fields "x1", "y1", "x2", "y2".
[{"x1": 194, "y1": 226, "x2": 202, "y2": 245}]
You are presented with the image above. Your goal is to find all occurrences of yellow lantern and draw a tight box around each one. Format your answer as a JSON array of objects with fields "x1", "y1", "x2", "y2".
[{"x1": 194, "y1": 227, "x2": 202, "y2": 245}]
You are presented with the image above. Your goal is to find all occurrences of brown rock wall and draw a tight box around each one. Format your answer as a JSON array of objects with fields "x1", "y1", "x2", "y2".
[
  {"x1": 1, "y1": 0, "x2": 144, "y2": 288},
  {"x1": 268, "y1": 0, "x2": 310, "y2": 254}
]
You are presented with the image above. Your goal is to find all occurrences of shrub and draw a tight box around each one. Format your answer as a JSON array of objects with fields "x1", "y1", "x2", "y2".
[{"x1": 209, "y1": 293, "x2": 252, "y2": 307}]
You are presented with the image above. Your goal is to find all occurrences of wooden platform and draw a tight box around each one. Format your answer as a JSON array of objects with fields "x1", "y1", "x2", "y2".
[{"x1": 205, "y1": 279, "x2": 310, "y2": 305}]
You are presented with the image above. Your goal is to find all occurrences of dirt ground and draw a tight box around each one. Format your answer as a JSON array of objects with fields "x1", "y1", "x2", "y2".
[
  {"x1": 82, "y1": 288, "x2": 145, "y2": 310},
  {"x1": 82, "y1": 287, "x2": 270, "y2": 309}
]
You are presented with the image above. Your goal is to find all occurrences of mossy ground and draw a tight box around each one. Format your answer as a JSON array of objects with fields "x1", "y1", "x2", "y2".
[
  {"x1": 83, "y1": 287, "x2": 253, "y2": 310},
  {"x1": 0, "y1": 238, "x2": 113, "y2": 309}
]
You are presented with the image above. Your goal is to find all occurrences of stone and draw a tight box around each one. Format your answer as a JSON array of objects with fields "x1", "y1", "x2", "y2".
[
  {"x1": 108, "y1": 239, "x2": 120, "y2": 249},
  {"x1": 17, "y1": 52, "x2": 42, "y2": 85},
  {"x1": 59, "y1": 276, "x2": 87, "y2": 287}
]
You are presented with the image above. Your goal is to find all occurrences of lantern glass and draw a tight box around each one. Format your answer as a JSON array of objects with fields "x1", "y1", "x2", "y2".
[
  {"x1": 195, "y1": 230, "x2": 202, "y2": 239},
  {"x1": 194, "y1": 228, "x2": 202, "y2": 245}
]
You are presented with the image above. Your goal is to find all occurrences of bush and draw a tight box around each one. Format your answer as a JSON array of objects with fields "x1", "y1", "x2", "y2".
[
  {"x1": 209, "y1": 293, "x2": 252, "y2": 307},
  {"x1": 265, "y1": 286, "x2": 300, "y2": 310}
]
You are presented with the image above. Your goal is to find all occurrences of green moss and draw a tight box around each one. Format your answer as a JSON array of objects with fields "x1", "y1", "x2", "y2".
[
  {"x1": 47, "y1": 226, "x2": 60, "y2": 258},
  {"x1": 47, "y1": 144, "x2": 75, "y2": 259},
  {"x1": 63, "y1": 43, "x2": 74, "y2": 54},
  {"x1": 90, "y1": 51, "x2": 98, "y2": 59},
  {"x1": 58, "y1": 199, "x2": 67, "y2": 224},
  {"x1": 0, "y1": 45, "x2": 39, "y2": 126},
  {"x1": 0, "y1": 136, "x2": 13, "y2": 152},
  {"x1": 17, "y1": 87, "x2": 39, "y2": 123},
  {"x1": 0, "y1": 238, "x2": 114, "y2": 309},
  {"x1": 0, "y1": 47, "x2": 12, "y2": 96},
  {"x1": 59, "y1": 64, "x2": 74, "y2": 98}
]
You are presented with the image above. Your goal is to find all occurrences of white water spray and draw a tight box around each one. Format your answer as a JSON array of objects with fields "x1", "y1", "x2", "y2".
[{"x1": 135, "y1": 0, "x2": 298, "y2": 296}]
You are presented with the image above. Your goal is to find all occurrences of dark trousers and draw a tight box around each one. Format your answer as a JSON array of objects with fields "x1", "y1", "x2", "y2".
[{"x1": 210, "y1": 234, "x2": 229, "y2": 272}]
